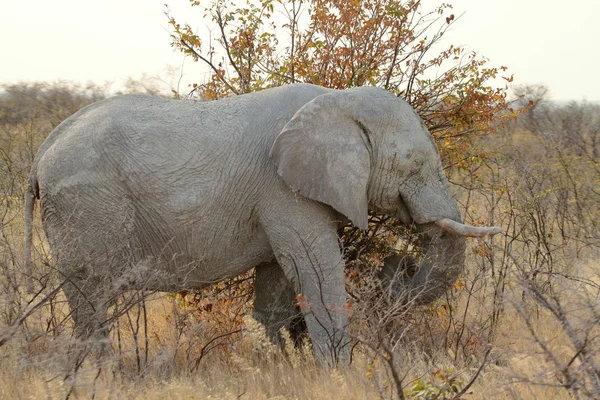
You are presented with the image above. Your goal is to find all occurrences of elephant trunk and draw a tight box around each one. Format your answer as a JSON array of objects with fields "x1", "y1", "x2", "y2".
[
  {"x1": 406, "y1": 223, "x2": 466, "y2": 304},
  {"x1": 380, "y1": 218, "x2": 500, "y2": 305}
]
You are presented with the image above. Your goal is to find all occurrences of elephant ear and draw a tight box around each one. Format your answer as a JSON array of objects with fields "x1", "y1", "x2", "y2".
[{"x1": 270, "y1": 92, "x2": 372, "y2": 229}]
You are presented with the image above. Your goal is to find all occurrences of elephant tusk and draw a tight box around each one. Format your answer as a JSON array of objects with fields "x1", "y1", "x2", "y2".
[{"x1": 435, "y1": 218, "x2": 502, "y2": 238}]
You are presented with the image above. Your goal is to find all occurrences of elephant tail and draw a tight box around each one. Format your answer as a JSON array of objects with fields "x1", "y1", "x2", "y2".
[{"x1": 24, "y1": 173, "x2": 39, "y2": 294}]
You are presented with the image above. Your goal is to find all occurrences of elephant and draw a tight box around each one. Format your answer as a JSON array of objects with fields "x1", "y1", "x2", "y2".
[{"x1": 23, "y1": 83, "x2": 500, "y2": 363}]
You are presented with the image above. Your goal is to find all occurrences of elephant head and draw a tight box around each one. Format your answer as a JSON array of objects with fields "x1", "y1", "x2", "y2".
[{"x1": 271, "y1": 86, "x2": 500, "y2": 304}]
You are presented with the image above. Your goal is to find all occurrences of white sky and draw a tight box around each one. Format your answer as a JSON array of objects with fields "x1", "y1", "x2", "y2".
[{"x1": 1, "y1": 0, "x2": 599, "y2": 102}]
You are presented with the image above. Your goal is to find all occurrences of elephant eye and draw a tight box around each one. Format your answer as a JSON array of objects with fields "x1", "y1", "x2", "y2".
[
  {"x1": 394, "y1": 151, "x2": 425, "y2": 175},
  {"x1": 411, "y1": 156, "x2": 425, "y2": 171}
]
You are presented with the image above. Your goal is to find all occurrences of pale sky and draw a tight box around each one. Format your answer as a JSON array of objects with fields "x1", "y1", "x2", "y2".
[{"x1": 1, "y1": 0, "x2": 599, "y2": 102}]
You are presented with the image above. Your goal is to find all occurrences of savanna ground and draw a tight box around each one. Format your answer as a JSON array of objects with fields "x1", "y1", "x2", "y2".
[{"x1": 1, "y1": 77, "x2": 599, "y2": 400}]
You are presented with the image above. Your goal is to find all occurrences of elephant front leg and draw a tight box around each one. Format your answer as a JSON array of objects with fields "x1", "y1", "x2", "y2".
[
  {"x1": 260, "y1": 202, "x2": 350, "y2": 365},
  {"x1": 253, "y1": 260, "x2": 306, "y2": 345}
]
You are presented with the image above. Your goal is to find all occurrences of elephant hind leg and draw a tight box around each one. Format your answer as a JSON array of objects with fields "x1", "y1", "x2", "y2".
[
  {"x1": 253, "y1": 260, "x2": 306, "y2": 346},
  {"x1": 60, "y1": 264, "x2": 112, "y2": 345}
]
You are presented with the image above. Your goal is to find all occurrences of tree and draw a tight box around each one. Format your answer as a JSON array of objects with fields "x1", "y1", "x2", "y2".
[{"x1": 167, "y1": 0, "x2": 515, "y2": 155}]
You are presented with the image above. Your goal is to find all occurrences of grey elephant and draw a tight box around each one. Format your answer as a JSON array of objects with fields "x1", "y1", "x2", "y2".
[{"x1": 24, "y1": 84, "x2": 500, "y2": 363}]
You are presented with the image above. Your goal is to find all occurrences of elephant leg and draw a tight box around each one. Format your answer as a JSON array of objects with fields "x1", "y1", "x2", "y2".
[
  {"x1": 273, "y1": 243, "x2": 348, "y2": 364},
  {"x1": 63, "y1": 281, "x2": 109, "y2": 341},
  {"x1": 60, "y1": 260, "x2": 111, "y2": 347},
  {"x1": 253, "y1": 260, "x2": 306, "y2": 345},
  {"x1": 261, "y1": 202, "x2": 350, "y2": 364}
]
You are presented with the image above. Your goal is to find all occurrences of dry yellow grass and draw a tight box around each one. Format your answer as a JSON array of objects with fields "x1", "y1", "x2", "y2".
[
  {"x1": 0, "y1": 297, "x2": 382, "y2": 399},
  {"x1": 2, "y1": 266, "x2": 597, "y2": 400}
]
